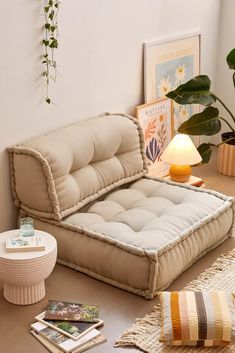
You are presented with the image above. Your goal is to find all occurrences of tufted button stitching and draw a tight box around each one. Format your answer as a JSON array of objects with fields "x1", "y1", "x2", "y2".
[{"x1": 63, "y1": 177, "x2": 226, "y2": 251}]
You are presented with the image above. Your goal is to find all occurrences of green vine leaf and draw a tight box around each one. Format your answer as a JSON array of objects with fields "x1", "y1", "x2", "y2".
[
  {"x1": 42, "y1": 0, "x2": 59, "y2": 104},
  {"x1": 49, "y1": 39, "x2": 58, "y2": 48},
  {"x1": 43, "y1": 39, "x2": 49, "y2": 46},
  {"x1": 49, "y1": 10, "x2": 54, "y2": 20}
]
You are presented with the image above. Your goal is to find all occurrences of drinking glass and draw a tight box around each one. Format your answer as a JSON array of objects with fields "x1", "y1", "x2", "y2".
[{"x1": 20, "y1": 217, "x2": 34, "y2": 237}]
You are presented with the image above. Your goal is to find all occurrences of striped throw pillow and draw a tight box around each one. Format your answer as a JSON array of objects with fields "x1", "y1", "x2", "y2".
[{"x1": 159, "y1": 291, "x2": 235, "y2": 346}]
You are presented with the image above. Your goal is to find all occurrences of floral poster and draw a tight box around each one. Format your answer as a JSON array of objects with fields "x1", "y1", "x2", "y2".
[
  {"x1": 136, "y1": 98, "x2": 173, "y2": 177},
  {"x1": 144, "y1": 33, "x2": 200, "y2": 139}
]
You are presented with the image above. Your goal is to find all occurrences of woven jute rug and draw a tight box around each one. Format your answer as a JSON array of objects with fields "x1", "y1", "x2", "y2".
[{"x1": 115, "y1": 249, "x2": 235, "y2": 353}]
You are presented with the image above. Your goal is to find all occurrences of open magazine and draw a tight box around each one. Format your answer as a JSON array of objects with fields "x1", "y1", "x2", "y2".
[
  {"x1": 30, "y1": 329, "x2": 106, "y2": 353},
  {"x1": 44, "y1": 300, "x2": 99, "y2": 322},
  {"x1": 31, "y1": 300, "x2": 106, "y2": 352},
  {"x1": 31, "y1": 322, "x2": 104, "y2": 353},
  {"x1": 35, "y1": 311, "x2": 103, "y2": 340}
]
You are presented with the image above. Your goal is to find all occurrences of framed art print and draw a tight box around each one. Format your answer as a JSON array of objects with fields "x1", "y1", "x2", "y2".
[
  {"x1": 136, "y1": 98, "x2": 174, "y2": 177},
  {"x1": 144, "y1": 32, "x2": 201, "y2": 142}
]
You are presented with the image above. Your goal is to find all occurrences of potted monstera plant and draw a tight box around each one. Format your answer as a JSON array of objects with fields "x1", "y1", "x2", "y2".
[{"x1": 166, "y1": 48, "x2": 235, "y2": 176}]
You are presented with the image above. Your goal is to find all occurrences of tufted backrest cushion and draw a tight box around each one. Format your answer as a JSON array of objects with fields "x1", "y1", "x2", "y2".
[{"x1": 8, "y1": 114, "x2": 147, "y2": 220}]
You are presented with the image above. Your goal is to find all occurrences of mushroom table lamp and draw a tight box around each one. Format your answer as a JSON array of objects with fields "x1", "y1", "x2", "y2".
[{"x1": 161, "y1": 134, "x2": 202, "y2": 182}]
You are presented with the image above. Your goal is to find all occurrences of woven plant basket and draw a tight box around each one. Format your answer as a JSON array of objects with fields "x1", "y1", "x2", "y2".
[{"x1": 218, "y1": 140, "x2": 235, "y2": 177}]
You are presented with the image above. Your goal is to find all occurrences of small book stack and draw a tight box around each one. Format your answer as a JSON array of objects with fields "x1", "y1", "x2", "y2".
[
  {"x1": 5, "y1": 236, "x2": 45, "y2": 252},
  {"x1": 30, "y1": 300, "x2": 106, "y2": 353}
]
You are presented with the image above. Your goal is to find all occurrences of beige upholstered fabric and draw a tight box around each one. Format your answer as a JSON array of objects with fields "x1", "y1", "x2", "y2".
[
  {"x1": 8, "y1": 114, "x2": 147, "y2": 220},
  {"x1": 65, "y1": 178, "x2": 232, "y2": 252},
  {"x1": 32, "y1": 177, "x2": 234, "y2": 299},
  {"x1": 7, "y1": 113, "x2": 235, "y2": 298}
]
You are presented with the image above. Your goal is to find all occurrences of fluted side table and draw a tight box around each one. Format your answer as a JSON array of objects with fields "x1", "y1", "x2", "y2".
[{"x1": 0, "y1": 229, "x2": 57, "y2": 305}]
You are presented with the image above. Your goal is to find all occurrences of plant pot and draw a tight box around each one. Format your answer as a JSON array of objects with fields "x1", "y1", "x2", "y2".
[{"x1": 217, "y1": 132, "x2": 235, "y2": 176}]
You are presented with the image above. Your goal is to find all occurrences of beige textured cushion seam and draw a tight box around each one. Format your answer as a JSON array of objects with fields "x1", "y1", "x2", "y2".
[
  {"x1": 158, "y1": 201, "x2": 234, "y2": 256},
  {"x1": 145, "y1": 175, "x2": 234, "y2": 202},
  {"x1": 23, "y1": 200, "x2": 234, "y2": 260},
  {"x1": 152, "y1": 228, "x2": 233, "y2": 297},
  {"x1": 56, "y1": 258, "x2": 151, "y2": 298},
  {"x1": 58, "y1": 219, "x2": 158, "y2": 259},
  {"x1": 147, "y1": 257, "x2": 159, "y2": 299},
  {"x1": 7, "y1": 150, "x2": 21, "y2": 207},
  {"x1": 7, "y1": 147, "x2": 61, "y2": 218},
  {"x1": 20, "y1": 205, "x2": 58, "y2": 219},
  {"x1": 33, "y1": 216, "x2": 155, "y2": 298},
  {"x1": 57, "y1": 225, "x2": 232, "y2": 299},
  {"x1": 30, "y1": 208, "x2": 232, "y2": 299},
  {"x1": 27, "y1": 215, "x2": 157, "y2": 259},
  {"x1": 79, "y1": 199, "x2": 233, "y2": 259},
  {"x1": 144, "y1": 176, "x2": 234, "y2": 256}
]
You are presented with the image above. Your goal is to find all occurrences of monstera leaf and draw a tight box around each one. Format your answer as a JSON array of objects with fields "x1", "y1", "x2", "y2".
[
  {"x1": 178, "y1": 107, "x2": 221, "y2": 136},
  {"x1": 227, "y1": 48, "x2": 235, "y2": 70},
  {"x1": 166, "y1": 75, "x2": 216, "y2": 106},
  {"x1": 197, "y1": 143, "x2": 212, "y2": 164},
  {"x1": 227, "y1": 48, "x2": 235, "y2": 88}
]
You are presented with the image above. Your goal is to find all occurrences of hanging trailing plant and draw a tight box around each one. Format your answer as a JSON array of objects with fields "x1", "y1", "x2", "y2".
[{"x1": 42, "y1": 0, "x2": 60, "y2": 104}]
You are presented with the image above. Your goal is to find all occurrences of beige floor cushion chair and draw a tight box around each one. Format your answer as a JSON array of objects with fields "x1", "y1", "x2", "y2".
[{"x1": 8, "y1": 114, "x2": 234, "y2": 299}]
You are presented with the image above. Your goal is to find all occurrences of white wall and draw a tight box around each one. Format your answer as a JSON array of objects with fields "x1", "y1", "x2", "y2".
[
  {"x1": 213, "y1": 0, "x2": 235, "y2": 142},
  {"x1": 0, "y1": 0, "x2": 221, "y2": 231}
]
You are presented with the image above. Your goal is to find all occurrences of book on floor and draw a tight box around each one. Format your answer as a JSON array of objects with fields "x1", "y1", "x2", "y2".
[
  {"x1": 45, "y1": 300, "x2": 99, "y2": 322},
  {"x1": 35, "y1": 311, "x2": 104, "y2": 340},
  {"x1": 30, "y1": 330, "x2": 106, "y2": 353},
  {"x1": 31, "y1": 321, "x2": 104, "y2": 353},
  {"x1": 5, "y1": 235, "x2": 45, "y2": 252},
  {"x1": 31, "y1": 300, "x2": 106, "y2": 352}
]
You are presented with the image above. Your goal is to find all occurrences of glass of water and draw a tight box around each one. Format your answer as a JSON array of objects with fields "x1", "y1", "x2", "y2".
[{"x1": 20, "y1": 217, "x2": 34, "y2": 237}]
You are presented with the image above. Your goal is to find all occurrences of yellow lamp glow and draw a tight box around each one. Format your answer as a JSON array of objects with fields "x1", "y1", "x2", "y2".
[{"x1": 161, "y1": 134, "x2": 202, "y2": 182}]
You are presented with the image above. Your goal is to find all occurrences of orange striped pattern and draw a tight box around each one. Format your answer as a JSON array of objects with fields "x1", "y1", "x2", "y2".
[
  {"x1": 170, "y1": 292, "x2": 182, "y2": 340},
  {"x1": 159, "y1": 291, "x2": 235, "y2": 347},
  {"x1": 218, "y1": 144, "x2": 235, "y2": 176}
]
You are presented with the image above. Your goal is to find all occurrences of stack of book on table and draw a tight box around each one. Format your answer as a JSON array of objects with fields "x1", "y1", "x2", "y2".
[
  {"x1": 5, "y1": 235, "x2": 45, "y2": 252},
  {"x1": 30, "y1": 300, "x2": 106, "y2": 353}
]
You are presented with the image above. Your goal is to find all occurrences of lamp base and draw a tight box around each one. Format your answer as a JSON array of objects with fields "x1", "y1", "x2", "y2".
[{"x1": 169, "y1": 164, "x2": 192, "y2": 183}]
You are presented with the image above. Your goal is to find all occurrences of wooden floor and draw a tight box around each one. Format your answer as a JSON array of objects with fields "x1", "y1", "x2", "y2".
[{"x1": 1, "y1": 154, "x2": 235, "y2": 353}]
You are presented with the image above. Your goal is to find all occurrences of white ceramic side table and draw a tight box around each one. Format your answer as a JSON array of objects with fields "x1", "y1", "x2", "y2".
[{"x1": 0, "y1": 229, "x2": 57, "y2": 305}]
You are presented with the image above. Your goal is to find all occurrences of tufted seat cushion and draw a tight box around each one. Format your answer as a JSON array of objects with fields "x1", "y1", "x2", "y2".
[
  {"x1": 65, "y1": 178, "x2": 229, "y2": 251},
  {"x1": 55, "y1": 177, "x2": 233, "y2": 296},
  {"x1": 8, "y1": 113, "x2": 234, "y2": 298}
]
